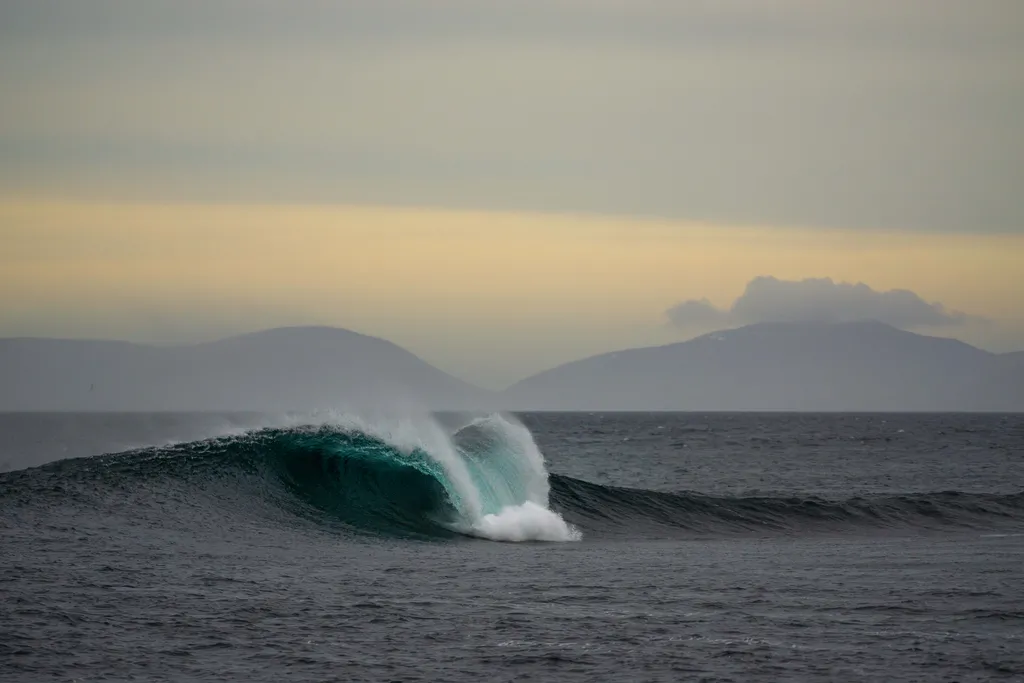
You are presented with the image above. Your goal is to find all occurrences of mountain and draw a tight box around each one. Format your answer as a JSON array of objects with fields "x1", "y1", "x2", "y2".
[
  {"x1": 5, "y1": 322, "x2": 1021, "y2": 412},
  {"x1": 503, "y1": 321, "x2": 1024, "y2": 411},
  {"x1": 0, "y1": 327, "x2": 489, "y2": 411}
]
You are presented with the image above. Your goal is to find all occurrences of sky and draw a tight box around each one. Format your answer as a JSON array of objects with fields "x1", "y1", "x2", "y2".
[{"x1": 1, "y1": 1, "x2": 1022, "y2": 388}]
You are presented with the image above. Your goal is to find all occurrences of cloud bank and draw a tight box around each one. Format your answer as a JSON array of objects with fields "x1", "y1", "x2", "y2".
[
  {"x1": 1, "y1": 1, "x2": 1021, "y2": 231},
  {"x1": 667, "y1": 277, "x2": 975, "y2": 330}
]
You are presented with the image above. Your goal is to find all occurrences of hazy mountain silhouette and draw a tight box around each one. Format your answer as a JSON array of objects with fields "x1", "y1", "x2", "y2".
[
  {"x1": 0, "y1": 327, "x2": 489, "y2": 411},
  {"x1": 503, "y1": 321, "x2": 1024, "y2": 411},
  {"x1": 4, "y1": 322, "x2": 1022, "y2": 412}
]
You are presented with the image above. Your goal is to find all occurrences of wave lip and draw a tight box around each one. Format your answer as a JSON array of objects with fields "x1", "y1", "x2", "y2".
[{"x1": 450, "y1": 416, "x2": 580, "y2": 541}]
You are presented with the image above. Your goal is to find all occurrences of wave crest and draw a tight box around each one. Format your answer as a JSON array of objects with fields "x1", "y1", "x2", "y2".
[{"x1": 193, "y1": 414, "x2": 580, "y2": 541}]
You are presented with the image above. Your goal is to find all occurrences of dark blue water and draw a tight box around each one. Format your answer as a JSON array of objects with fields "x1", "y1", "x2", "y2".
[{"x1": 2, "y1": 412, "x2": 1023, "y2": 681}]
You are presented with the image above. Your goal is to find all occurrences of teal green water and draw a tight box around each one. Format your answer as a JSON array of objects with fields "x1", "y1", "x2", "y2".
[{"x1": 271, "y1": 428, "x2": 462, "y2": 537}]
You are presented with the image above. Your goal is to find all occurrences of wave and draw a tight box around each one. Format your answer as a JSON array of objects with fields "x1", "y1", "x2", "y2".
[
  {"x1": 549, "y1": 476, "x2": 1024, "y2": 537},
  {"x1": 3, "y1": 414, "x2": 1022, "y2": 541},
  {"x1": 1, "y1": 414, "x2": 580, "y2": 542}
]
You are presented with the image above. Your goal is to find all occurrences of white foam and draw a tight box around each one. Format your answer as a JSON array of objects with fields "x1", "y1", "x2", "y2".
[{"x1": 469, "y1": 501, "x2": 582, "y2": 542}]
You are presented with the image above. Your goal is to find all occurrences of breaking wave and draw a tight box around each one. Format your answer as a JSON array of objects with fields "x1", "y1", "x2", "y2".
[
  {"x1": 3, "y1": 413, "x2": 1022, "y2": 541},
  {"x1": 1, "y1": 414, "x2": 580, "y2": 542}
]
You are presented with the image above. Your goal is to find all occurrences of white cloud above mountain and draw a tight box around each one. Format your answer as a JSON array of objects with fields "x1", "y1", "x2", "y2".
[{"x1": 667, "y1": 276, "x2": 977, "y2": 330}]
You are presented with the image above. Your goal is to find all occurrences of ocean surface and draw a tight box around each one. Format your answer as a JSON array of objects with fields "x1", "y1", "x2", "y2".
[{"x1": 2, "y1": 411, "x2": 1023, "y2": 682}]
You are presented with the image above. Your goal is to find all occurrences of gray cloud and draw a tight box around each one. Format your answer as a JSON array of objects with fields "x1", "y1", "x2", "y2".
[
  {"x1": 664, "y1": 299, "x2": 730, "y2": 327},
  {"x1": 667, "y1": 276, "x2": 975, "y2": 329},
  {"x1": 0, "y1": 1, "x2": 1021, "y2": 231}
]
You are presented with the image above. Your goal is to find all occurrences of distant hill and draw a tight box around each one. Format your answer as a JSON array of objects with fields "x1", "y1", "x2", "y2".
[
  {"x1": 5, "y1": 322, "x2": 1021, "y2": 412},
  {"x1": 0, "y1": 327, "x2": 490, "y2": 411},
  {"x1": 503, "y1": 321, "x2": 1024, "y2": 411}
]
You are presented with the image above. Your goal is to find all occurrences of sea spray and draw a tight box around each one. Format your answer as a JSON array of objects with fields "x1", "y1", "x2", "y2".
[{"x1": 451, "y1": 414, "x2": 580, "y2": 541}]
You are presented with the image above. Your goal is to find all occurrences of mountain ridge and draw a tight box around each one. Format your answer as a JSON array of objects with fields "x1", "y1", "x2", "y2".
[
  {"x1": 502, "y1": 321, "x2": 1023, "y2": 411},
  {"x1": 2, "y1": 321, "x2": 1022, "y2": 412},
  {"x1": 0, "y1": 326, "x2": 489, "y2": 412}
]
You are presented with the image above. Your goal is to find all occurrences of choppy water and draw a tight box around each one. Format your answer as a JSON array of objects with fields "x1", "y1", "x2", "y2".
[{"x1": 2, "y1": 412, "x2": 1023, "y2": 681}]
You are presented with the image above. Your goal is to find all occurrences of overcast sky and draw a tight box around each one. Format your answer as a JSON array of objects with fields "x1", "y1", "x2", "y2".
[{"x1": 1, "y1": 1, "x2": 1022, "y2": 386}]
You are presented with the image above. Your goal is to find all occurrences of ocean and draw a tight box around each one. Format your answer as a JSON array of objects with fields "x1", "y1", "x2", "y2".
[{"x1": 2, "y1": 411, "x2": 1023, "y2": 682}]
